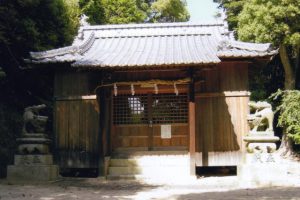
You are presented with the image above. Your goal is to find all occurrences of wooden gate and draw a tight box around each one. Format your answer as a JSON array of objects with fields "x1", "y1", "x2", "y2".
[{"x1": 111, "y1": 92, "x2": 189, "y2": 151}]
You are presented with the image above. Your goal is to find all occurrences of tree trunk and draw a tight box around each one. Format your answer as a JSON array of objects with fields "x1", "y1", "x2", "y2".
[
  {"x1": 278, "y1": 45, "x2": 296, "y2": 157},
  {"x1": 295, "y1": 46, "x2": 300, "y2": 89},
  {"x1": 279, "y1": 44, "x2": 296, "y2": 90},
  {"x1": 278, "y1": 129, "x2": 293, "y2": 157}
]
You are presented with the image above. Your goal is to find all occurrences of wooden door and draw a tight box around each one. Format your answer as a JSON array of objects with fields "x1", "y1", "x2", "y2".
[
  {"x1": 55, "y1": 98, "x2": 100, "y2": 168},
  {"x1": 111, "y1": 92, "x2": 189, "y2": 151}
]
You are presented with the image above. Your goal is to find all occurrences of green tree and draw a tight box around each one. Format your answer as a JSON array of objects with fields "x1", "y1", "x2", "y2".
[
  {"x1": 102, "y1": 0, "x2": 147, "y2": 24},
  {"x1": 238, "y1": 0, "x2": 300, "y2": 90},
  {"x1": 0, "y1": 0, "x2": 80, "y2": 75},
  {"x1": 79, "y1": 0, "x2": 106, "y2": 25},
  {"x1": 270, "y1": 90, "x2": 300, "y2": 156},
  {"x1": 151, "y1": 0, "x2": 190, "y2": 22},
  {"x1": 217, "y1": 0, "x2": 246, "y2": 31},
  {"x1": 219, "y1": 0, "x2": 300, "y2": 155},
  {"x1": 78, "y1": 0, "x2": 190, "y2": 25}
]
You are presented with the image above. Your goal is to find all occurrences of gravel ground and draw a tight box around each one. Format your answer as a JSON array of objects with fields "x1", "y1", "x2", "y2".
[{"x1": 1, "y1": 175, "x2": 300, "y2": 200}]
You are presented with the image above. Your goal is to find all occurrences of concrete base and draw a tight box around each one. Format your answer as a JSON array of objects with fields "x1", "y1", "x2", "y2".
[
  {"x1": 7, "y1": 165, "x2": 59, "y2": 183},
  {"x1": 238, "y1": 164, "x2": 288, "y2": 187}
]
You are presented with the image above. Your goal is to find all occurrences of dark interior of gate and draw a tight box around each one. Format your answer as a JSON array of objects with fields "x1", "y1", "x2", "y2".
[{"x1": 53, "y1": 62, "x2": 249, "y2": 174}]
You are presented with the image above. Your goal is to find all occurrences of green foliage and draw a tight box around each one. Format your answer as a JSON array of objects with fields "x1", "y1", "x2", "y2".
[
  {"x1": 79, "y1": 0, "x2": 190, "y2": 24},
  {"x1": 269, "y1": 90, "x2": 300, "y2": 144},
  {"x1": 102, "y1": 0, "x2": 147, "y2": 24},
  {"x1": 151, "y1": 0, "x2": 190, "y2": 22},
  {"x1": 0, "y1": 0, "x2": 80, "y2": 59},
  {"x1": 219, "y1": 0, "x2": 299, "y2": 91},
  {"x1": 237, "y1": 0, "x2": 300, "y2": 49},
  {"x1": 79, "y1": 0, "x2": 106, "y2": 25},
  {"x1": 218, "y1": 0, "x2": 246, "y2": 30}
]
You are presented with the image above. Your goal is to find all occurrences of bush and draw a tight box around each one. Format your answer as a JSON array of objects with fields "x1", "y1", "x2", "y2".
[{"x1": 269, "y1": 90, "x2": 300, "y2": 144}]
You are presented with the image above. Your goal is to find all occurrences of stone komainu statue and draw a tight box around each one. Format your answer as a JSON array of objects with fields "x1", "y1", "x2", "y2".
[
  {"x1": 22, "y1": 104, "x2": 48, "y2": 134},
  {"x1": 248, "y1": 101, "x2": 274, "y2": 132}
]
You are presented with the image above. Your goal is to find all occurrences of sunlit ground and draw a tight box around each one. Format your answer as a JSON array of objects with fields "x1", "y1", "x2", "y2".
[{"x1": 1, "y1": 175, "x2": 300, "y2": 200}]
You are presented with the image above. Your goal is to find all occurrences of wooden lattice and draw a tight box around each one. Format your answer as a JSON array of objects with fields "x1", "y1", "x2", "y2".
[
  {"x1": 152, "y1": 94, "x2": 188, "y2": 124},
  {"x1": 113, "y1": 94, "x2": 148, "y2": 125},
  {"x1": 113, "y1": 93, "x2": 188, "y2": 125}
]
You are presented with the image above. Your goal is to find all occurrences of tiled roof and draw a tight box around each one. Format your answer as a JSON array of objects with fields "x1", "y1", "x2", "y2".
[{"x1": 29, "y1": 21, "x2": 277, "y2": 68}]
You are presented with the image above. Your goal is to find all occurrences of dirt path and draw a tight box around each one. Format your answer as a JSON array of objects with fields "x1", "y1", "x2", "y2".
[{"x1": 1, "y1": 176, "x2": 300, "y2": 200}]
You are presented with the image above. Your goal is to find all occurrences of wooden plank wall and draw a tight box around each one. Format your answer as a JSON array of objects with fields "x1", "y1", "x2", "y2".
[
  {"x1": 112, "y1": 124, "x2": 189, "y2": 150},
  {"x1": 54, "y1": 71, "x2": 100, "y2": 169},
  {"x1": 195, "y1": 62, "x2": 249, "y2": 166},
  {"x1": 55, "y1": 99, "x2": 99, "y2": 168}
]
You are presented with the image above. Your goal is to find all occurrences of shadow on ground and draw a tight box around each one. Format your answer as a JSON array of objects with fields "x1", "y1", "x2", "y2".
[
  {"x1": 170, "y1": 187, "x2": 300, "y2": 200},
  {"x1": 1, "y1": 177, "x2": 300, "y2": 200}
]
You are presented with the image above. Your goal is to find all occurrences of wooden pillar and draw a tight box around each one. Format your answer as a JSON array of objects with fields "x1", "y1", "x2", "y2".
[
  {"x1": 189, "y1": 68, "x2": 196, "y2": 176},
  {"x1": 189, "y1": 102, "x2": 196, "y2": 176}
]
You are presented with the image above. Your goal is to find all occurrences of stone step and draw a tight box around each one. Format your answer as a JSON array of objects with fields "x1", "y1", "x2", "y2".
[
  {"x1": 108, "y1": 166, "x2": 190, "y2": 176},
  {"x1": 106, "y1": 174, "x2": 140, "y2": 180},
  {"x1": 107, "y1": 151, "x2": 191, "y2": 179},
  {"x1": 112, "y1": 150, "x2": 188, "y2": 158},
  {"x1": 109, "y1": 157, "x2": 189, "y2": 167}
]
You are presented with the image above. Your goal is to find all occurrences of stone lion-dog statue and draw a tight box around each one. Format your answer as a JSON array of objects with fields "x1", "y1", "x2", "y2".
[
  {"x1": 22, "y1": 104, "x2": 48, "y2": 134},
  {"x1": 247, "y1": 101, "x2": 274, "y2": 133}
]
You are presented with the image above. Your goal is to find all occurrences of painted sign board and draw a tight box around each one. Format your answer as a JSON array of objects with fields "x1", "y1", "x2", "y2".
[{"x1": 161, "y1": 125, "x2": 171, "y2": 139}]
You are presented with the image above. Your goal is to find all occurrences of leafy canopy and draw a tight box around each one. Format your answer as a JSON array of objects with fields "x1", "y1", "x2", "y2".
[
  {"x1": 101, "y1": 0, "x2": 147, "y2": 24},
  {"x1": 217, "y1": 0, "x2": 245, "y2": 30},
  {"x1": 151, "y1": 0, "x2": 190, "y2": 22},
  {"x1": 0, "y1": 0, "x2": 80, "y2": 58},
  {"x1": 237, "y1": 0, "x2": 300, "y2": 48},
  {"x1": 79, "y1": 0, "x2": 106, "y2": 25}
]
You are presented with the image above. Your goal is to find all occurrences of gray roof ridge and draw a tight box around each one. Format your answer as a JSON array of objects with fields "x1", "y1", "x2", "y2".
[
  {"x1": 30, "y1": 32, "x2": 95, "y2": 60},
  {"x1": 95, "y1": 33, "x2": 215, "y2": 39},
  {"x1": 81, "y1": 21, "x2": 225, "y2": 31},
  {"x1": 218, "y1": 39, "x2": 276, "y2": 52}
]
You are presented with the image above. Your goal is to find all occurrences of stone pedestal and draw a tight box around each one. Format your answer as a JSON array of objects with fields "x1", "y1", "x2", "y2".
[
  {"x1": 238, "y1": 100, "x2": 284, "y2": 187},
  {"x1": 238, "y1": 131, "x2": 282, "y2": 187},
  {"x1": 238, "y1": 163, "x2": 288, "y2": 187},
  {"x1": 7, "y1": 104, "x2": 59, "y2": 183},
  {"x1": 6, "y1": 133, "x2": 59, "y2": 183},
  {"x1": 7, "y1": 154, "x2": 59, "y2": 183}
]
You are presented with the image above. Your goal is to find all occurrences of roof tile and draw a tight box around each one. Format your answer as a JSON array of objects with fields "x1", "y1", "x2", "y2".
[{"x1": 29, "y1": 21, "x2": 277, "y2": 68}]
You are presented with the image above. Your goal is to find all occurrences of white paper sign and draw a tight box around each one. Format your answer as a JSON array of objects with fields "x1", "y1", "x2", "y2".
[{"x1": 161, "y1": 125, "x2": 171, "y2": 139}]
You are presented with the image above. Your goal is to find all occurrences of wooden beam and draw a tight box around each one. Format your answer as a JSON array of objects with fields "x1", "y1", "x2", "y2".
[
  {"x1": 147, "y1": 93, "x2": 153, "y2": 151},
  {"x1": 55, "y1": 95, "x2": 97, "y2": 101},
  {"x1": 195, "y1": 91, "x2": 250, "y2": 98}
]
